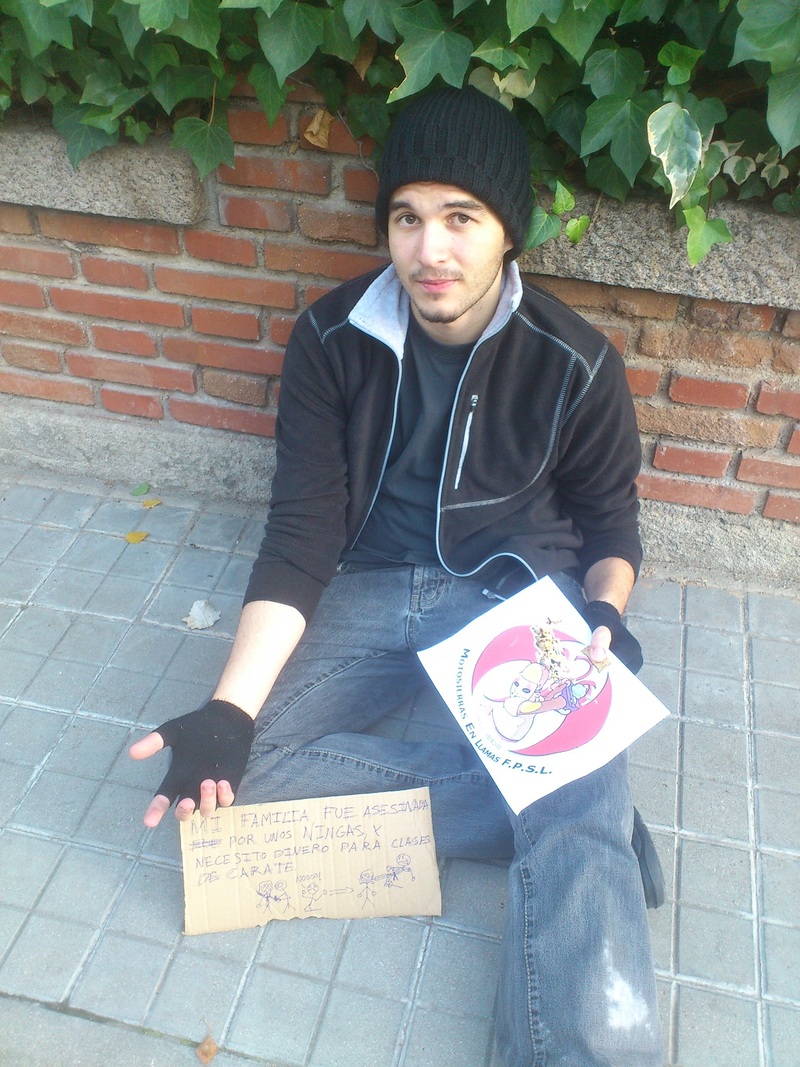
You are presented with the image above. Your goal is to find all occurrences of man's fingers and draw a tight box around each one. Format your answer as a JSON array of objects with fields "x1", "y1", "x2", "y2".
[
  {"x1": 217, "y1": 780, "x2": 235, "y2": 808},
  {"x1": 143, "y1": 794, "x2": 171, "y2": 828},
  {"x1": 586, "y1": 625, "x2": 612, "y2": 667},
  {"x1": 129, "y1": 731, "x2": 165, "y2": 761}
]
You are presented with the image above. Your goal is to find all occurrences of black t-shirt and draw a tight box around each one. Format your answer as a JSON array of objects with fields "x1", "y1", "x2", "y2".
[{"x1": 346, "y1": 314, "x2": 473, "y2": 565}]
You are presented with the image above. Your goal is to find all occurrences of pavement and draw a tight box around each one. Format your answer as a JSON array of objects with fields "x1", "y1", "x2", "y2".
[{"x1": 0, "y1": 466, "x2": 798, "y2": 1067}]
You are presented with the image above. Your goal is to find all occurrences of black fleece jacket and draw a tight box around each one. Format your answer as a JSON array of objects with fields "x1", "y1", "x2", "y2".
[{"x1": 245, "y1": 264, "x2": 642, "y2": 622}]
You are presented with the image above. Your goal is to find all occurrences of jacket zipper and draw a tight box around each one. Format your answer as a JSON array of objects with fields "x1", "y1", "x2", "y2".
[{"x1": 453, "y1": 394, "x2": 479, "y2": 490}]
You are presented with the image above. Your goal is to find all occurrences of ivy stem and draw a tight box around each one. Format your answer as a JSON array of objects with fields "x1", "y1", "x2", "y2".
[{"x1": 209, "y1": 79, "x2": 217, "y2": 126}]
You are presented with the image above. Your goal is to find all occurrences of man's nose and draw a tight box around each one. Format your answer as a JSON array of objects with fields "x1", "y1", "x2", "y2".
[{"x1": 417, "y1": 222, "x2": 449, "y2": 265}]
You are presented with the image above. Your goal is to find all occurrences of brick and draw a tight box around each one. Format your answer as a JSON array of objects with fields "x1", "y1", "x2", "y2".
[
  {"x1": 269, "y1": 314, "x2": 297, "y2": 347},
  {"x1": 527, "y1": 275, "x2": 612, "y2": 311},
  {"x1": 763, "y1": 492, "x2": 800, "y2": 523},
  {"x1": 91, "y1": 324, "x2": 157, "y2": 358},
  {"x1": 305, "y1": 283, "x2": 337, "y2": 305},
  {"x1": 264, "y1": 242, "x2": 388, "y2": 281},
  {"x1": 231, "y1": 72, "x2": 256, "y2": 98},
  {"x1": 0, "y1": 244, "x2": 75, "y2": 278},
  {"x1": 299, "y1": 114, "x2": 374, "y2": 156},
  {"x1": 784, "y1": 310, "x2": 800, "y2": 339},
  {"x1": 344, "y1": 165, "x2": 379, "y2": 204},
  {"x1": 283, "y1": 75, "x2": 324, "y2": 104},
  {"x1": 638, "y1": 323, "x2": 775, "y2": 369},
  {"x1": 625, "y1": 367, "x2": 660, "y2": 397},
  {"x1": 202, "y1": 368, "x2": 268, "y2": 406},
  {"x1": 669, "y1": 374, "x2": 750, "y2": 410},
  {"x1": 1, "y1": 341, "x2": 61, "y2": 374},
  {"x1": 101, "y1": 387, "x2": 163, "y2": 420},
  {"x1": 219, "y1": 194, "x2": 293, "y2": 233},
  {"x1": 298, "y1": 204, "x2": 377, "y2": 246},
  {"x1": 218, "y1": 155, "x2": 331, "y2": 195},
  {"x1": 191, "y1": 306, "x2": 260, "y2": 341},
  {"x1": 634, "y1": 401, "x2": 781, "y2": 449},
  {"x1": 757, "y1": 383, "x2": 800, "y2": 419},
  {"x1": 789, "y1": 427, "x2": 800, "y2": 455},
  {"x1": 0, "y1": 308, "x2": 87, "y2": 346},
  {"x1": 50, "y1": 287, "x2": 185, "y2": 327},
  {"x1": 38, "y1": 211, "x2": 180, "y2": 254},
  {"x1": 184, "y1": 229, "x2": 258, "y2": 267},
  {"x1": 154, "y1": 266, "x2": 295, "y2": 309},
  {"x1": 0, "y1": 204, "x2": 35, "y2": 234},
  {"x1": 687, "y1": 298, "x2": 776, "y2": 332},
  {"x1": 81, "y1": 255, "x2": 149, "y2": 290},
  {"x1": 636, "y1": 472, "x2": 758, "y2": 514},
  {"x1": 0, "y1": 278, "x2": 46, "y2": 309},
  {"x1": 772, "y1": 338, "x2": 800, "y2": 375},
  {"x1": 736, "y1": 456, "x2": 800, "y2": 490},
  {"x1": 169, "y1": 396, "x2": 275, "y2": 436},
  {"x1": 227, "y1": 108, "x2": 289, "y2": 146},
  {"x1": 612, "y1": 289, "x2": 680, "y2": 321},
  {"x1": 653, "y1": 443, "x2": 732, "y2": 478},
  {"x1": 66, "y1": 351, "x2": 196, "y2": 393},
  {"x1": 0, "y1": 368, "x2": 94, "y2": 405},
  {"x1": 592, "y1": 323, "x2": 628, "y2": 355},
  {"x1": 162, "y1": 335, "x2": 283, "y2": 375}
]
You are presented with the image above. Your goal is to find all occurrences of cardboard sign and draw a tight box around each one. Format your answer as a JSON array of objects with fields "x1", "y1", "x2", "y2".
[
  {"x1": 418, "y1": 577, "x2": 670, "y2": 814},
  {"x1": 180, "y1": 787, "x2": 440, "y2": 935}
]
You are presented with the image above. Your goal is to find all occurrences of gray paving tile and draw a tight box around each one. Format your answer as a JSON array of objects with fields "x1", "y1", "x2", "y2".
[
  {"x1": 628, "y1": 764, "x2": 678, "y2": 828},
  {"x1": 683, "y1": 669, "x2": 747, "y2": 726},
  {"x1": 36, "y1": 847, "x2": 132, "y2": 925},
  {"x1": 310, "y1": 985, "x2": 407, "y2": 1067},
  {"x1": 0, "y1": 913, "x2": 96, "y2": 1000},
  {"x1": 109, "y1": 538, "x2": 177, "y2": 582},
  {"x1": 139, "y1": 676, "x2": 215, "y2": 727},
  {"x1": 50, "y1": 614, "x2": 128, "y2": 665},
  {"x1": 37, "y1": 489, "x2": 99, "y2": 528},
  {"x1": 2, "y1": 605, "x2": 73, "y2": 655},
  {"x1": 0, "y1": 904, "x2": 26, "y2": 958},
  {"x1": 0, "y1": 517, "x2": 24, "y2": 557},
  {"x1": 257, "y1": 913, "x2": 346, "y2": 976},
  {"x1": 335, "y1": 917, "x2": 424, "y2": 997},
  {"x1": 755, "y1": 733, "x2": 800, "y2": 794},
  {"x1": 7, "y1": 525, "x2": 74, "y2": 566},
  {"x1": 83, "y1": 574, "x2": 153, "y2": 620},
  {"x1": 681, "y1": 722, "x2": 749, "y2": 785},
  {"x1": 679, "y1": 840, "x2": 753, "y2": 915},
  {"x1": 685, "y1": 626, "x2": 745, "y2": 680},
  {"x1": 45, "y1": 717, "x2": 131, "y2": 777},
  {"x1": 0, "y1": 559, "x2": 49, "y2": 602},
  {"x1": 145, "y1": 945, "x2": 245, "y2": 1040},
  {"x1": 674, "y1": 986, "x2": 759, "y2": 1067},
  {"x1": 404, "y1": 1007, "x2": 494, "y2": 1067},
  {"x1": 681, "y1": 774, "x2": 750, "y2": 843},
  {"x1": 628, "y1": 617, "x2": 683, "y2": 668},
  {"x1": 0, "y1": 761, "x2": 34, "y2": 827},
  {"x1": 417, "y1": 928, "x2": 500, "y2": 1018},
  {"x1": 21, "y1": 657, "x2": 101, "y2": 711},
  {"x1": 237, "y1": 516, "x2": 267, "y2": 556},
  {"x1": 751, "y1": 636, "x2": 800, "y2": 688},
  {"x1": 760, "y1": 853, "x2": 800, "y2": 925},
  {"x1": 108, "y1": 622, "x2": 183, "y2": 674},
  {"x1": 677, "y1": 906, "x2": 756, "y2": 990},
  {"x1": 749, "y1": 592, "x2": 800, "y2": 641},
  {"x1": 753, "y1": 681, "x2": 800, "y2": 737},
  {"x1": 177, "y1": 923, "x2": 261, "y2": 964},
  {"x1": 74, "y1": 780, "x2": 154, "y2": 851},
  {"x1": 187, "y1": 510, "x2": 249, "y2": 552},
  {"x1": 106, "y1": 861, "x2": 184, "y2": 944},
  {"x1": 69, "y1": 931, "x2": 171, "y2": 1023},
  {"x1": 636, "y1": 663, "x2": 681, "y2": 712},
  {"x1": 13, "y1": 770, "x2": 101, "y2": 835},
  {"x1": 763, "y1": 922, "x2": 800, "y2": 1000},
  {"x1": 164, "y1": 632, "x2": 232, "y2": 685},
  {"x1": 647, "y1": 884, "x2": 674, "y2": 969},
  {"x1": 227, "y1": 964, "x2": 327, "y2": 1061},
  {"x1": 215, "y1": 553, "x2": 253, "y2": 595},
  {"x1": 757, "y1": 787, "x2": 800, "y2": 851},
  {"x1": 0, "y1": 484, "x2": 51, "y2": 522},
  {"x1": 685, "y1": 585, "x2": 743, "y2": 631},
  {"x1": 627, "y1": 579, "x2": 682, "y2": 622},
  {"x1": 85, "y1": 498, "x2": 158, "y2": 535},
  {"x1": 629, "y1": 714, "x2": 679, "y2": 771},
  {"x1": 30, "y1": 565, "x2": 105, "y2": 611},
  {"x1": 0, "y1": 706, "x2": 68, "y2": 765},
  {"x1": 0, "y1": 602, "x2": 18, "y2": 634},
  {"x1": 60, "y1": 530, "x2": 127, "y2": 573},
  {"x1": 143, "y1": 583, "x2": 241, "y2": 636},
  {"x1": 81, "y1": 665, "x2": 159, "y2": 720},
  {"x1": 766, "y1": 1002, "x2": 800, "y2": 1067},
  {"x1": 438, "y1": 860, "x2": 508, "y2": 938}
]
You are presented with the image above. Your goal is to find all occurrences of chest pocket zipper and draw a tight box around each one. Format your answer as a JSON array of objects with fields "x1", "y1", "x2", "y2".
[{"x1": 453, "y1": 394, "x2": 479, "y2": 490}]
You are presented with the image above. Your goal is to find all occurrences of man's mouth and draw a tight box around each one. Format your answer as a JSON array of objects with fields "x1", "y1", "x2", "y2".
[{"x1": 414, "y1": 276, "x2": 460, "y2": 293}]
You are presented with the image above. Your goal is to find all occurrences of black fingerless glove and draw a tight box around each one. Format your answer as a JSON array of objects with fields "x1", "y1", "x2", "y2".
[
  {"x1": 582, "y1": 600, "x2": 644, "y2": 675},
  {"x1": 154, "y1": 699, "x2": 255, "y2": 808}
]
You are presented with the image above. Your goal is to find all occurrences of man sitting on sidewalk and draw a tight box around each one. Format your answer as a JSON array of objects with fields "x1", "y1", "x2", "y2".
[{"x1": 131, "y1": 86, "x2": 665, "y2": 1066}]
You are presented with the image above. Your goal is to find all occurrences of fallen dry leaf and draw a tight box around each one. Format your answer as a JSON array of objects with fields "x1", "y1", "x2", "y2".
[
  {"x1": 142, "y1": 498, "x2": 162, "y2": 509},
  {"x1": 183, "y1": 599, "x2": 222, "y2": 630},
  {"x1": 125, "y1": 531, "x2": 148, "y2": 544},
  {"x1": 304, "y1": 107, "x2": 333, "y2": 149},
  {"x1": 354, "y1": 34, "x2": 376, "y2": 80},
  {"x1": 196, "y1": 1033, "x2": 219, "y2": 1064}
]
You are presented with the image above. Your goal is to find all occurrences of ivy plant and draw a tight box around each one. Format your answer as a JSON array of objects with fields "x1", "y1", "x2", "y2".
[{"x1": 1, "y1": 0, "x2": 799, "y2": 264}]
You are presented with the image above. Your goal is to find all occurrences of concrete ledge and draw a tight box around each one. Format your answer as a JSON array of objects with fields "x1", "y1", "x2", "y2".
[
  {"x1": 520, "y1": 195, "x2": 800, "y2": 310},
  {"x1": 0, "y1": 116, "x2": 207, "y2": 225},
  {"x1": 2, "y1": 396, "x2": 795, "y2": 594}
]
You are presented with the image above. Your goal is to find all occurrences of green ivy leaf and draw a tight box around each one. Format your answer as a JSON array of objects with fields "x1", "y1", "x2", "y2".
[
  {"x1": 733, "y1": 0, "x2": 800, "y2": 74},
  {"x1": 18, "y1": 54, "x2": 47, "y2": 103},
  {"x1": 137, "y1": 40, "x2": 180, "y2": 81},
  {"x1": 583, "y1": 46, "x2": 645, "y2": 99},
  {"x1": 52, "y1": 98, "x2": 119, "y2": 167},
  {"x1": 321, "y1": 2, "x2": 360, "y2": 64},
  {"x1": 247, "y1": 60, "x2": 291, "y2": 125},
  {"x1": 0, "y1": 52, "x2": 13, "y2": 88},
  {"x1": 585, "y1": 151, "x2": 630, "y2": 200},
  {"x1": 110, "y1": 0, "x2": 145, "y2": 56},
  {"x1": 127, "y1": 0, "x2": 189, "y2": 34},
  {"x1": 773, "y1": 187, "x2": 800, "y2": 215},
  {"x1": 767, "y1": 64, "x2": 800, "y2": 156},
  {"x1": 547, "y1": 94, "x2": 587, "y2": 154},
  {"x1": 507, "y1": 0, "x2": 566, "y2": 41},
  {"x1": 551, "y1": 179, "x2": 575, "y2": 214},
  {"x1": 342, "y1": 0, "x2": 399, "y2": 43},
  {"x1": 565, "y1": 213, "x2": 590, "y2": 243},
  {"x1": 3, "y1": 0, "x2": 73, "y2": 57},
  {"x1": 172, "y1": 115, "x2": 234, "y2": 179},
  {"x1": 347, "y1": 92, "x2": 391, "y2": 141},
  {"x1": 525, "y1": 204, "x2": 562, "y2": 248},
  {"x1": 220, "y1": 0, "x2": 283, "y2": 13},
  {"x1": 615, "y1": 0, "x2": 667, "y2": 28},
  {"x1": 549, "y1": 0, "x2": 610, "y2": 65},
  {"x1": 256, "y1": 3, "x2": 324, "y2": 87},
  {"x1": 647, "y1": 101, "x2": 702, "y2": 207},
  {"x1": 472, "y1": 37, "x2": 527, "y2": 73},
  {"x1": 387, "y1": 1, "x2": 472, "y2": 103},
  {"x1": 581, "y1": 92, "x2": 654, "y2": 185},
  {"x1": 124, "y1": 115, "x2": 152, "y2": 143},
  {"x1": 657, "y1": 41, "x2": 704, "y2": 86},
  {"x1": 683, "y1": 204, "x2": 732, "y2": 266},
  {"x1": 166, "y1": 0, "x2": 221, "y2": 55},
  {"x1": 151, "y1": 64, "x2": 216, "y2": 114}
]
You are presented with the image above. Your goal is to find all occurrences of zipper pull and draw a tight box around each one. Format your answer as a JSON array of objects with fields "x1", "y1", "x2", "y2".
[{"x1": 470, "y1": 394, "x2": 478, "y2": 409}]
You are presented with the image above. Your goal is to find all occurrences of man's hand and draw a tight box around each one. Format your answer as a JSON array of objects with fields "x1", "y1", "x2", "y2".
[
  {"x1": 582, "y1": 600, "x2": 643, "y2": 674},
  {"x1": 129, "y1": 699, "x2": 255, "y2": 828}
]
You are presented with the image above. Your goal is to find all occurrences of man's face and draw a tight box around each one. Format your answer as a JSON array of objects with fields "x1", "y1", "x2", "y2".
[{"x1": 387, "y1": 182, "x2": 513, "y2": 345}]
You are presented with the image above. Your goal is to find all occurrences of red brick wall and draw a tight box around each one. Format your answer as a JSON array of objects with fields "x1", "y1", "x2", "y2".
[{"x1": 1, "y1": 90, "x2": 799, "y2": 525}]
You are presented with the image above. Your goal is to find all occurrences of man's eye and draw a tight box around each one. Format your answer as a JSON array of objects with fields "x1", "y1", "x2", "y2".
[{"x1": 452, "y1": 213, "x2": 472, "y2": 225}]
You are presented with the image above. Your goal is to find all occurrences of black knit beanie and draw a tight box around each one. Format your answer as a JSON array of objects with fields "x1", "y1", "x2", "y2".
[{"x1": 375, "y1": 86, "x2": 533, "y2": 258}]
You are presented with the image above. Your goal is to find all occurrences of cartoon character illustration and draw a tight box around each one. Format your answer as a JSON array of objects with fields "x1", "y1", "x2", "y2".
[
  {"x1": 255, "y1": 879, "x2": 273, "y2": 912},
  {"x1": 358, "y1": 869, "x2": 378, "y2": 908},
  {"x1": 384, "y1": 853, "x2": 415, "y2": 888},
  {"x1": 273, "y1": 879, "x2": 294, "y2": 914},
  {"x1": 301, "y1": 879, "x2": 323, "y2": 914},
  {"x1": 479, "y1": 659, "x2": 593, "y2": 744}
]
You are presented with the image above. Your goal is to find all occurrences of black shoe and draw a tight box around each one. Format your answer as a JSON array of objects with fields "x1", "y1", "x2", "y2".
[{"x1": 632, "y1": 807, "x2": 665, "y2": 910}]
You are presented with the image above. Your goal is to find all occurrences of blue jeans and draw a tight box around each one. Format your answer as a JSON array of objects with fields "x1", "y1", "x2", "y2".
[{"x1": 237, "y1": 564, "x2": 663, "y2": 1066}]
